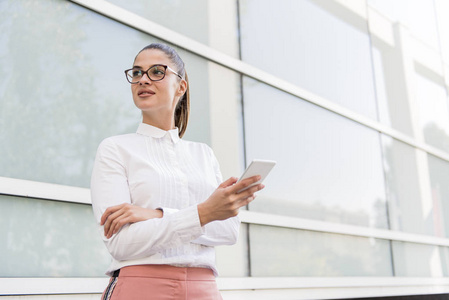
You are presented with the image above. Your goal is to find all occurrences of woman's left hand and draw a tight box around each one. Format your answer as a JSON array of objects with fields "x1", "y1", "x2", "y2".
[{"x1": 101, "y1": 203, "x2": 163, "y2": 239}]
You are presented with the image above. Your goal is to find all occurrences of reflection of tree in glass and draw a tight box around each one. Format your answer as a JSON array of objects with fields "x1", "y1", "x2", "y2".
[
  {"x1": 0, "y1": 0, "x2": 137, "y2": 187},
  {"x1": 382, "y1": 124, "x2": 449, "y2": 237},
  {"x1": 0, "y1": 195, "x2": 110, "y2": 277},
  {"x1": 382, "y1": 135, "x2": 416, "y2": 236}
]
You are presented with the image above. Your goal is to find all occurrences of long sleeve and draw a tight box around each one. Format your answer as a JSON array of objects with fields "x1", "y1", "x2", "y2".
[
  {"x1": 160, "y1": 207, "x2": 240, "y2": 246},
  {"x1": 91, "y1": 138, "x2": 204, "y2": 261},
  {"x1": 192, "y1": 145, "x2": 241, "y2": 246},
  {"x1": 192, "y1": 217, "x2": 240, "y2": 246}
]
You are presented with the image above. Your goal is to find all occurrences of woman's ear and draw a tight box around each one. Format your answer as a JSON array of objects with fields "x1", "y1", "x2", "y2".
[{"x1": 176, "y1": 79, "x2": 187, "y2": 97}]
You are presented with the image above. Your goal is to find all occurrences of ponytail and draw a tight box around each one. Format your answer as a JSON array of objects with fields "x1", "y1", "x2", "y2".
[{"x1": 175, "y1": 72, "x2": 190, "y2": 138}]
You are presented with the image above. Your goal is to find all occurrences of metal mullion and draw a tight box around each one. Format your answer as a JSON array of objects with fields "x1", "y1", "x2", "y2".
[
  {"x1": 239, "y1": 210, "x2": 449, "y2": 247},
  {"x1": 0, "y1": 176, "x2": 90, "y2": 204}
]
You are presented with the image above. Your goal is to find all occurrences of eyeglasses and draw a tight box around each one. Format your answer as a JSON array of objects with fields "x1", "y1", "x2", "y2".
[{"x1": 124, "y1": 64, "x2": 183, "y2": 84}]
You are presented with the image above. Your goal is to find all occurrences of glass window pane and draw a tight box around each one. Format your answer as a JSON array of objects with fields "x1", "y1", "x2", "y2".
[
  {"x1": 441, "y1": 246, "x2": 449, "y2": 276},
  {"x1": 250, "y1": 225, "x2": 393, "y2": 277},
  {"x1": 0, "y1": 0, "x2": 211, "y2": 187},
  {"x1": 414, "y1": 72, "x2": 449, "y2": 153},
  {"x1": 239, "y1": 0, "x2": 378, "y2": 119},
  {"x1": 105, "y1": 0, "x2": 210, "y2": 46},
  {"x1": 370, "y1": 40, "x2": 416, "y2": 136},
  {"x1": 427, "y1": 154, "x2": 449, "y2": 238},
  {"x1": 365, "y1": 1, "x2": 445, "y2": 138},
  {"x1": 435, "y1": 0, "x2": 449, "y2": 63},
  {"x1": 244, "y1": 77, "x2": 388, "y2": 229},
  {"x1": 0, "y1": 195, "x2": 109, "y2": 277},
  {"x1": 368, "y1": 0, "x2": 440, "y2": 49},
  {"x1": 392, "y1": 241, "x2": 445, "y2": 277},
  {"x1": 381, "y1": 135, "x2": 443, "y2": 236}
]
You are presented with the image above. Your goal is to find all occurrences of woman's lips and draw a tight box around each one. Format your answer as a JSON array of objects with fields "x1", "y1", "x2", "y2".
[{"x1": 138, "y1": 89, "x2": 155, "y2": 97}]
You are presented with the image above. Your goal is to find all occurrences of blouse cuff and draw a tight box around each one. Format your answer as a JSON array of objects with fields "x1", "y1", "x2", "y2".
[
  {"x1": 157, "y1": 207, "x2": 179, "y2": 215},
  {"x1": 173, "y1": 205, "x2": 205, "y2": 239}
]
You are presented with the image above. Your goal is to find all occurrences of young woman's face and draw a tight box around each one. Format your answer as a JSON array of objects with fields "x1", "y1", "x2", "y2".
[{"x1": 131, "y1": 49, "x2": 185, "y2": 117}]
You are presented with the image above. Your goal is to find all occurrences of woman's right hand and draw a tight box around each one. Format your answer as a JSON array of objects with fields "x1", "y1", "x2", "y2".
[
  {"x1": 101, "y1": 204, "x2": 163, "y2": 239},
  {"x1": 197, "y1": 176, "x2": 264, "y2": 226}
]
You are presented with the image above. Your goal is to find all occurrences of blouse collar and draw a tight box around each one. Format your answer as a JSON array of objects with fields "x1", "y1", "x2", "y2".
[{"x1": 136, "y1": 123, "x2": 180, "y2": 143}]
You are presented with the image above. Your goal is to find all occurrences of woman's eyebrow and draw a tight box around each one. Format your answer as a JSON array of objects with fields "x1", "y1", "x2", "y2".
[{"x1": 132, "y1": 64, "x2": 164, "y2": 69}]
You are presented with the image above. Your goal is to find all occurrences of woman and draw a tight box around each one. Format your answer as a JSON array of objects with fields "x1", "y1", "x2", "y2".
[{"x1": 90, "y1": 43, "x2": 264, "y2": 299}]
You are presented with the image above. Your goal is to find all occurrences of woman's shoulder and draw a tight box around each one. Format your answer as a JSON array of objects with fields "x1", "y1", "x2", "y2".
[
  {"x1": 100, "y1": 133, "x2": 136, "y2": 145},
  {"x1": 180, "y1": 139, "x2": 216, "y2": 159},
  {"x1": 96, "y1": 133, "x2": 140, "y2": 153},
  {"x1": 181, "y1": 139, "x2": 213, "y2": 151}
]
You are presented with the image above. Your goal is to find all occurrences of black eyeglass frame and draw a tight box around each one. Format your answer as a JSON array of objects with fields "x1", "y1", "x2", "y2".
[{"x1": 124, "y1": 64, "x2": 183, "y2": 84}]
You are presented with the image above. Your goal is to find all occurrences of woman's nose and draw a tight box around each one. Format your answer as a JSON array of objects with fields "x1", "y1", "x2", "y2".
[{"x1": 139, "y1": 72, "x2": 152, "y2": 84}]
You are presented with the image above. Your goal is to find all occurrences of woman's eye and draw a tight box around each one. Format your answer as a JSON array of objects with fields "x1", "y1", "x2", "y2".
[
  {"x1": 151, "y1": 67, "x2": 165, "y2": 75},
  {"x1": 132, "y1": 70, "x2": 142, "y2": 77}
]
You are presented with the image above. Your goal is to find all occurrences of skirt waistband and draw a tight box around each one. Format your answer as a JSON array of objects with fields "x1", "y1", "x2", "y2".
[{"x1": 117, "y1": 265, "x2": 215, "y2": 281}]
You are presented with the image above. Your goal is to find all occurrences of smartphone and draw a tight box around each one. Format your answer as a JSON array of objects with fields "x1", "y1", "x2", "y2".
[{"x1": 237, "y1": 159, "x2": 276, "y2": 192}]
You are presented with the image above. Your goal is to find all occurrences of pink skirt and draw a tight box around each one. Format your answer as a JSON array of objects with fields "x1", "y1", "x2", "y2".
[{"x1": 102, "y1": 265, "x2": 223, "y2": 300}]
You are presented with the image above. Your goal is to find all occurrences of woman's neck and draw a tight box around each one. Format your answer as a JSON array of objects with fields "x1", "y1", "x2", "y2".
[{"x1": 141, "y1": 112, "x2": 175, "y2": 131}]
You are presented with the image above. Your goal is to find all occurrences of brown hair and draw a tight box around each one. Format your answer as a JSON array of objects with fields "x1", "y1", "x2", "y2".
[{"x1": 137, "y1": 43, "x2": 190, "y2": 138}]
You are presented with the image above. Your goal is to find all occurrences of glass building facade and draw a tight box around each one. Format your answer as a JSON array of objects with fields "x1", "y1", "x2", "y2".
[{"x1": 1, "y1": 0, "x2": 449, "y2": 298}]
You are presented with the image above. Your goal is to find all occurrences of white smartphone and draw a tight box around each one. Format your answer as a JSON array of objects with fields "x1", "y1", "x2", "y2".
[{"x1": 237, "y1": 159, "x2": 276, "y2": 192}]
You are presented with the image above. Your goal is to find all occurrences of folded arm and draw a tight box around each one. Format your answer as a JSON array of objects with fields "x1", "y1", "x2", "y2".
[{"x1": 90, "y1": 139, "x2": 204, "y2": 261}]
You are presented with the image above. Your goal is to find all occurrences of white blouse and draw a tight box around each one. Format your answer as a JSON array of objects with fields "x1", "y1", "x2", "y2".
[{"x1": 91, "y1": 123, "x2": 240, "y2": 276}]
